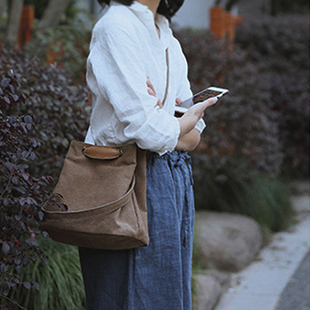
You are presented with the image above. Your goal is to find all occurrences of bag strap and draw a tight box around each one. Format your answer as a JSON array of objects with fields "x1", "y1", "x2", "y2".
[{"x1": 161, "y1": 48, "x2": 169, "y2": 107}]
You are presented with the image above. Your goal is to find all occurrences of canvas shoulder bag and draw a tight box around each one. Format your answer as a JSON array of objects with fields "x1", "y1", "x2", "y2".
[{"x1": 40, "y1": 141, "x2": 148, "y2": 250}]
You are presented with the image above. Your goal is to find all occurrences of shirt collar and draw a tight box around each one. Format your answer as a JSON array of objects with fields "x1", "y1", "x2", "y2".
[
  {"x1": 110, "y1": 1, "x2": 170, "y2": 48},
  {"x1": 130, "y1": 1, "x2": 150, "y2": 13}
]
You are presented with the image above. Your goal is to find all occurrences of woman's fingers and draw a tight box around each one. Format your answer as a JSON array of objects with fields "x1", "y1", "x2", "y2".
[
  {"x1": 146, "y1": 79, "x2": 156, "y2": 96},
  {"x1": 175, "y1": 97, "x2": 182, "y2": 105},
  {"x1": 147, "y1": 88, "x2": 156, "y2": 96},
  {"x1": 182, "y1": 96, "x2": 218, "y2": 123},
  {"x1": 190, "y1": 97, "x2": 218, "y2": 115},
  {"x1": 146, "y1": 78, "x2": 163, "y2": 108},
  {"x1": 201, "y1": 96, "x2": 218, "y2": 108},
  {"x1": 194, "y1": 97, "x2": 218, "y2": 118},
  {"x1": 157, "y1": 99, "x2": 163, "y2": 108}
]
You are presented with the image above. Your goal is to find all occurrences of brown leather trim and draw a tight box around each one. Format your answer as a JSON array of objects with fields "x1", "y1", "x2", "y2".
[{"x1": 82, "y1": 145, "x2": 122, "y2": 160}]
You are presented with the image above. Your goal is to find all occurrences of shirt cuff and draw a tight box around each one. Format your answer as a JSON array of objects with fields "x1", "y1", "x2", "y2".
[
  {"x1": 195, "y1": 118, "x2": 206, "y2": 133},
  {"x1": 157, "y1": 116, "x2": 180, "y2": 155}
]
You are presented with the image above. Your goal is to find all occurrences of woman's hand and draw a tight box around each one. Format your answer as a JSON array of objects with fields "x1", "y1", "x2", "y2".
[
  {"x1": 146, "y1": 77, "x2": 163, "y2": 108},
  {"x1": 178, "y1": 97, "x2": 218, "y2": 137}
]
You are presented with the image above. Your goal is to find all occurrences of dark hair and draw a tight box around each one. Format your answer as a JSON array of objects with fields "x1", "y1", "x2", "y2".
[{"x1": 97, "y1": 0, "x2": 184, "y2": 20}]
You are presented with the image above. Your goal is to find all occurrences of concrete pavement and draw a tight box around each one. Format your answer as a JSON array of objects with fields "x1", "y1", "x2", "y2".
[
  {"x1": 214, "y1": 192, "x2": 310, "y2": 310},
  {"x1": 274, "y1": 251, "x2": 310, "y2": 310}
]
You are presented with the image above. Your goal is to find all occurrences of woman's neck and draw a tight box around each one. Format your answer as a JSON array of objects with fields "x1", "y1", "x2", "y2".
[{"x1": 136, "y1": 0, "x2": 161, "y2": 18}]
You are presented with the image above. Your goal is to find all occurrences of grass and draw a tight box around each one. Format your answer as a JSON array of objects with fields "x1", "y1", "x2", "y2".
[
  {"x1": 194, "y1": 172, "x2": 294, "y2": 236},
  {"x1": 8, "y1": 238, "x2": 86, "y2": 310},
  {"x1": 244, "y1": 177, "x2": 294, "y2": 232}
]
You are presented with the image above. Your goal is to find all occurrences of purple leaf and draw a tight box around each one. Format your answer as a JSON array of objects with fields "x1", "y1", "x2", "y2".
[
  {"x1": 38, "y1": 211, "x2": 44, "y2": 221},
  {"x1": 14, "y1": 257, "x2": 22, "y2": 265},
  {"x1": 32, "y1": 281, "x2": 40, "y2": 290},
  {"x1": 1, "y1": 78, "x2": 10, "y2": 88},
  {"x1": 23, "y1": 281, "x2": 31, "y2": 289},
  {"x1": 12, "y1": 94, "x2": 19, "y2": 101},
  {"x1": 0, "y1": 264, "x2": 7, "y2": 273},
  {"x1": 24, "y1": 115, "x2": 33, "y2": 124},
  {"x1": 30, "y1": 152, "x2": 37, "y2": 160},
  {"x1": 2, "y1": 242, "x2": 10, "y2": 255},
  {"x1": 5, "y1": 162, "x2": 15, "y2": 172},
  {"x1": 9, "y1": 84, "x2": 15, "y2": 93}
]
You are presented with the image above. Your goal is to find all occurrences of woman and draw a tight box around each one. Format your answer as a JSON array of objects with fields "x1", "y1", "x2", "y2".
[{"x1": 79, "y1": 1, "x2": 217, "y2": 309}]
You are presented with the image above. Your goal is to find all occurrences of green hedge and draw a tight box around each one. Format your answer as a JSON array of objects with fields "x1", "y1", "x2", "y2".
[
  {"x1": 175, "y1": 14, "x2": 309, "y2": 180},
  {"x1": 174, "y1": 15, "x2": 309, "y2": 230},
  {"x1": 235, "y1": 15, "x2": 309, "y2": 179}
]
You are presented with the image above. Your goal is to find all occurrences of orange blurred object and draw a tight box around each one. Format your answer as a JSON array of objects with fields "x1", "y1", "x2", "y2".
[
  {"x1": 18, "y1": 5, "x2": 34, "y2": 50},
  {"x1": 46, "y1": 41, "x2": 65, "y2": 65},
  {"x1": 210, "y1": 6, "x2": 225, "y2": 39},
  {"x1": 210, "y1": 6, "x2": 243, "y2": 48}
]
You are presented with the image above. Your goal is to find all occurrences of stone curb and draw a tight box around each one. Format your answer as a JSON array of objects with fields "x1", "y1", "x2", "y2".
[
  {"x1": 193, "y1": 181, "x2": 310, "y2": 310},
  {"x1": 214, "y1": 212, "x2": 310, "y2": 310}
]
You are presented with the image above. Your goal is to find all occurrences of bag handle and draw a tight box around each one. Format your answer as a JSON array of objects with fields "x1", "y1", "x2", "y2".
[{"x1": 82, "y1": 145, "x2": 123, "y2": 160}]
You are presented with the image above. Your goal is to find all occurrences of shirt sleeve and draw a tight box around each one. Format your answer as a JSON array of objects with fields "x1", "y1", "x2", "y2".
[{"x1": 87, "y1": 23, "x2": 180, "y2": 153}]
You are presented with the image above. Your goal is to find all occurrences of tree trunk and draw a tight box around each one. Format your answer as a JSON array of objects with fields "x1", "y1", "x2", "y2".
[
  {"x1": 37, "y1": 0, "x2": 72, "y2": 31},
  {"x1": 4, "y1": 0, "x2": 24, "y2": 48},
  {"x1": 0, "y1": 0, "x2": 7, "y2": 21}
]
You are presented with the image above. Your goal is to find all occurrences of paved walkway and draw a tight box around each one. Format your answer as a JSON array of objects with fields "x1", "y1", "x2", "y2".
[
  {"x1": 275, "y1": 251, "x2": 310, "y2": 310},
  {"x1": 215, "y1": 193, "x2": 310, "y2": 310}
]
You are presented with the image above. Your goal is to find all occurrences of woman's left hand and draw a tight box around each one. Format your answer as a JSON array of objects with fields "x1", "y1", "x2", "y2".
[{"x1": 146, "y1": 77, "x2": 163, "y2": 108}]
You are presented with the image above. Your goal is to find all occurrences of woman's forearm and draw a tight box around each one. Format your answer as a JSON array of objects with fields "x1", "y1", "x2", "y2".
[{"x1": 175, "y1": 128, "x2": 201, "y2": 151}]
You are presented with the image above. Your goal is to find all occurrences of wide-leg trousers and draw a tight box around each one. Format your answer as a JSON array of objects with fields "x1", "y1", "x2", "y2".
[{"x1": 79, "y1": 150, "x2": 195, "y2": 310}]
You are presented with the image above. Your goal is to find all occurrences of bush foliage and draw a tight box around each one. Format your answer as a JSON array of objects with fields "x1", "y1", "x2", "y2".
[
  {"x1": 0, "y1": 48, "x2": 90, "y2": 184},
  {"x1": 25, "y1": 18, "x2": 92, "y2": 83},
  {"x1": 175, "y1": 30, "x2": 283, "y2": 181},
  {"x1": 176, "y1": 14, "x2": 309, "y2": 180},
  {"x1": 174, "y1": 14, "x2": 308, "y2": 227},
  {"x1": 0, "y1": 50, "x2": 49, "y2": 309},
  {"x1": 235, "y1": 15, "x2": 309, "y2": 178},
  {"x1": 0, "y1": 48, "x2": 89, "y2": 308}
]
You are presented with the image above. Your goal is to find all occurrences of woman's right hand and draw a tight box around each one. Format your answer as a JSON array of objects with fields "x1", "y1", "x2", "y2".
[{"x1": 178, "y1": 97, "x2": 218, "y2": 137}]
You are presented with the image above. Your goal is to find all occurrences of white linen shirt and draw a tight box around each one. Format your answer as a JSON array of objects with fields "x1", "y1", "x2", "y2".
[{"x1": 85, "y1": 1, "x2": 206, "y2": 153}]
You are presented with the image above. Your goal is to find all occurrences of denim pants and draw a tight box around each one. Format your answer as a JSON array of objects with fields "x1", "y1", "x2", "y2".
[{"x1": 79, "y1": 151, "x2": 195, "y2": 310}]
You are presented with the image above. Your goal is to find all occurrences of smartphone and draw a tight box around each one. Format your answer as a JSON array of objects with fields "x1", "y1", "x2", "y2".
[{"x1": 175, "y1": 86, "x2": 229, "y2": 117}]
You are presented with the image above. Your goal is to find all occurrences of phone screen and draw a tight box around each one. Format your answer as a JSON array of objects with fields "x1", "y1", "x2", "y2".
[{"x1": 180, "y1": 88, "x2": 228, "y2": 109}]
